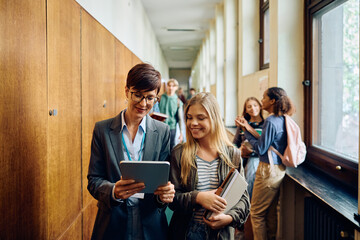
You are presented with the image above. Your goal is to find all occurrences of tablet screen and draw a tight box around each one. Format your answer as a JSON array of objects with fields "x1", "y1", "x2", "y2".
[{"x1": 119, "y1": 161, "x2": 170, "y2": 193}]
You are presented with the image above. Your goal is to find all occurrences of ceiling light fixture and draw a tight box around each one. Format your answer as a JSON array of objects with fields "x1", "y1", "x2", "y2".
[
  {"x1": 169, "y1": 46, "x2": 195, "y2": 51},
  {"x1": 167, "y1": 28, "x2": 196, "y2": 32}
]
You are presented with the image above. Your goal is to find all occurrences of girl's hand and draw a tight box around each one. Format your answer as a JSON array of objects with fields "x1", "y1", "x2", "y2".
[
  {"x1": 240, "y1": 144, "x2": 252, "y2": 158},
  {"x1": 203, "y1": 213, "x2": 233, "y2": 229},
  {"x1": 235, "y1": 116, "x2": 242, "y2": 127},
  {"x1": 154, "y1": 181, "x2": 175, "y2": 203},
  {"x1": 196, "y1": 190, "x2": 227, "y2": 213},
  {"x1": 238, "y1": 116, "x2": 251, "y2": 130}
]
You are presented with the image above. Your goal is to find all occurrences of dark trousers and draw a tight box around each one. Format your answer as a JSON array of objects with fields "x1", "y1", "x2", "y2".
[{"x1": 170, "y1": 129, "x2": 176, "y2": 150}]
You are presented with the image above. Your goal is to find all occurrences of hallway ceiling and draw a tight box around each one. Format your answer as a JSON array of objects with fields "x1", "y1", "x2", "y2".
[{"x1": 140, "y1": 0, "x2": 222, "y2": 69}]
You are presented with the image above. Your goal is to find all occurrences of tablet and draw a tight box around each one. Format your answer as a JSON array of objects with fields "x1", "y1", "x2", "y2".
[{"x1": 119, "y1": 161, "x2": 170, "y2": 193}]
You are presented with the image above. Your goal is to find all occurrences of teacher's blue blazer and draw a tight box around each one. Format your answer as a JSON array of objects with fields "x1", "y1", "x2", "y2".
[{"x1": 87, "y1": 111, "x2": 171, "y2": 240}]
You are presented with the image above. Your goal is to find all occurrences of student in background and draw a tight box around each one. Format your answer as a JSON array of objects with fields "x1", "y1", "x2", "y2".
[
  {"x1": 159, "y1": 79, "x2": 184, "y2": 149},
  {"x1": 233, "y1": 97, "x2": 265, "y2": 239},
  {"x1": 168, "y1": 92, "x2": 250, "y2": 240},
  {"x1": 233, "y1": 97, "x2": 265, "y2": 199},
  {"x1": 176, "y1": 87, "x2": 187, "y2": 144},
  {"x1": 149, "y1": 100, "x2": 160, "y2": 114},
  {"x1": 177, "y1": 87, "x2": 186, "y2": 104},
  {"x1": 176, "y1": 87, "x2": 187, "y2": 145},
  {"x1": 238, "y1": 87, "x2": 295, "y2": 240},
  {"x1": 187, "y1": 87, "x2": 196, "y2": 102},
  {"x1": 87, "y1": 63, "x2": 175, "y2": 240}
]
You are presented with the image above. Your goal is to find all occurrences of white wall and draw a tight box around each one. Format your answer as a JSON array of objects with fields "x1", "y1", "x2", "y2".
[
  {"x1": 216, "y1": 4, "x2": 225, "y2": 118},
  {"x1": 241, "y1": 0, "x2": 259, "y2": 76},
  {"x1": 192, "y1": 0, "x2": 239, "y2": 126},
  {"x1": 192, "y1": 0, "x2": 305, "y2": 129},
  {"x1": 271, "y1": 0, "x2": 305, "y2": 128},
  {"x1": 223, "y1": 0, "x2": 238, "y2": 126},
  {"x1": 75, "y1": 0, "x2": 169, "y2": 78}
]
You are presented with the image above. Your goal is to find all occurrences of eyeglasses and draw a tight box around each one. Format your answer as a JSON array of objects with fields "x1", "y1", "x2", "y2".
[{"x1": 130, "y1": 92, "x2": 158, "y2": 104}]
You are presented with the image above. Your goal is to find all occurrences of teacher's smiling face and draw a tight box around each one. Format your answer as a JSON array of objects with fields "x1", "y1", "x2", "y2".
[{"x1": 125, "y1": 87, "x2": 158, "y2": 120}]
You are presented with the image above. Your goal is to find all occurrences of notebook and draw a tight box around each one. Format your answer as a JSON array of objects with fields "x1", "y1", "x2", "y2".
[{"x1": 204, "y1": 168, "x2": 248, "y2": 219}]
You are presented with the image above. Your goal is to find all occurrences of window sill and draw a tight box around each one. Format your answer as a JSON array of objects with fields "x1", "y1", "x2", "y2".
[
  {"x1": 286, "y1": 164, "x2": 359, "y2": 230},
  {"x1": 226, "y1": 126, "x2": 237, "y2": 136}
]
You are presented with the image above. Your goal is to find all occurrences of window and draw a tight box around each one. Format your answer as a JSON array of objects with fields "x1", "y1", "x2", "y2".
[
  {"x1": 305, "y1": 0, "x2": 359, "y2": 188},
  {"x1": 259, "y1": 0, "x2": 269, "y2": 69}
]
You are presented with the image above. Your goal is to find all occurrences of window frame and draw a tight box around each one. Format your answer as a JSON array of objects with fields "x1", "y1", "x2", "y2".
[
  {"x1": 259, "y1": 0, "x2": 269, "y2": 70},
  {"x1": 304, "y1": 0, "x2": 358, "y2": 190}
]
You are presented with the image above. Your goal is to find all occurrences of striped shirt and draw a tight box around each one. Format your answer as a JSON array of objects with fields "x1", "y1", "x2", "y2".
[{"x1": 193, "y1": 156, "x2": 220, "y2": 222}]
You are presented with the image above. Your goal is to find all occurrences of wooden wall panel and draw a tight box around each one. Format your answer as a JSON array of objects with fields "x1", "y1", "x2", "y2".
[
  {"x1": 1, "y1": 1, "x2": 142, "y2": 239},
  {"x1": 58, "y1": 213, "x2": 82, "y2": 240},
  {"x1": 81, "y1": 8, "x2": 116, "y2": 213},
  {"x1": 0, "y1": 0, "x2": 47, "y2": 239},
  {"x1": 82, "y1": 200, "x2": 98, "y2": 240},
  {"x1": 47, "y1": 0, "x2": 81, "y2": 239},
  {"x1": 115, "y1": 40, "x2": 133, "y2": 112}
]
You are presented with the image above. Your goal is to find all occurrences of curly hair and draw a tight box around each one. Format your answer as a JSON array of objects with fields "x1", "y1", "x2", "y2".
[{"x1": 266, "y1": 87, "x2": 295, "y2": 116}]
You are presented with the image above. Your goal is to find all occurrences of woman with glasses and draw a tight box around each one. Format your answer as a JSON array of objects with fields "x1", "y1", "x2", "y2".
[{"x1": 87, "y1": 63, "x2": 175, "y2": 240}]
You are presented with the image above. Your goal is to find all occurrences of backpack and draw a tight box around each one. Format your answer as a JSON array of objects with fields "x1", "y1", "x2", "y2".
[{"x1": 268, "y1": 115, "x2": 307, "y2": 167}]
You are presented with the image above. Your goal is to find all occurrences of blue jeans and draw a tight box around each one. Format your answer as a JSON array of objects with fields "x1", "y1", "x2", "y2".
[
  {"x1": 186, "y1": 220, "x2": 207, "y2": 240},
  {"x1": 244, "y1": 156, "x2": 260, "y2": 199}
]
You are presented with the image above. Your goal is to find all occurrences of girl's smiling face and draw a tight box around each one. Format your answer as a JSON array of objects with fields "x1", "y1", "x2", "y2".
[
  {"x1": 245, "y1": 99, "x2": 261, "y2": 118},
  {"x1": 186, "y1": 103, "x2": 211, "y2": 141}
]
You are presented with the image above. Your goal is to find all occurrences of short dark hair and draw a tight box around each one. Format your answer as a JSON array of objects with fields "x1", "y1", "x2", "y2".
[{"x1": 126, "y1": 63, "x2": 161, "y2": 93}]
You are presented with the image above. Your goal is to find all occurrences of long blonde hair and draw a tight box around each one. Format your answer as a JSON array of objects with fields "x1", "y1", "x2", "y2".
[{"x1": 180, "y1": 92, "x2": 234, "y2": 185}]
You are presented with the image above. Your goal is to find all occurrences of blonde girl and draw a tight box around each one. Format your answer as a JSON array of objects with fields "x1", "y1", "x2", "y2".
[{"x1": 168, "y1": 92, "x2": 250, "y2": 240}]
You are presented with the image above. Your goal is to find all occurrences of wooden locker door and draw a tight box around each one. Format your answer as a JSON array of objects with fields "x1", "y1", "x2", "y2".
[
  {"x1": 0, "y1": 0, "x2": 47, "y2": 239},
  {"x1": 115, "y1": 41, "x2": 133, "y2": 113},
  {"x1": 47, "y1": 0, "x2": 82, "y2": 239},
  {"x1": 81, "y1": 9, "x2": 117, "y2": 237}
]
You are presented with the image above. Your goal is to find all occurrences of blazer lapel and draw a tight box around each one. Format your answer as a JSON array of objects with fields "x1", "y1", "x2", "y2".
[
  {"x1": 143, "y1": 116, "x2": 159, "y2": 161},
  {"x1": 109, "y1": 112, "x2": 125, "y2": 166}
]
